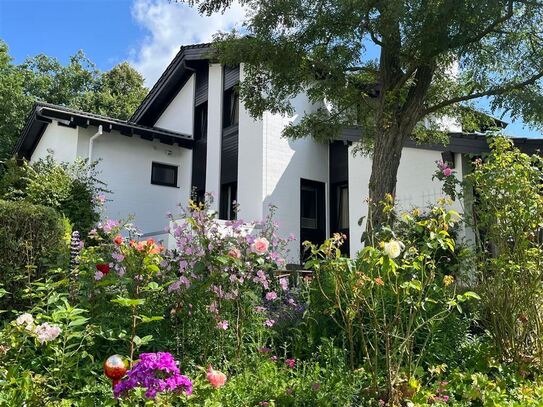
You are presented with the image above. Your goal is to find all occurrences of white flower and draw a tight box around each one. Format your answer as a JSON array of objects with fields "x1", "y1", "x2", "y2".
[
  {"x1": 383, "y1": 240, "x2": 403, "y2": 259},
  {"x1": 15, "y1": 313, "x2": 34, "y2": 330},
  {"x1": 34, "y1": 322, "x2": 62, "y2": 344}
]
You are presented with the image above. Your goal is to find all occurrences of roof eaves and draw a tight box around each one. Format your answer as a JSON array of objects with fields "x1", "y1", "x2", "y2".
[{"x1": 130, "y1": 42, "x2": 214, "y2": 124}]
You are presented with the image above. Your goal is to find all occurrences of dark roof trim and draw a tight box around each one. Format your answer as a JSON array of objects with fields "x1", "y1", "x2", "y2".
[
  {"x1": 339, "y1": 128, "x2": 543, "y2": 155},
  {"x1": 131, "y1": 43, "x2": 214, "y2": 126},
  {"x1": 15, "y1": 102, "x2": 194, "y2": 159}
]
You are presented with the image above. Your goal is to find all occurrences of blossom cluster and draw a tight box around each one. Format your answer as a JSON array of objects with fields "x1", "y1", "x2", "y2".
[
  {"x1": 15, "y1": 313, "x2": 62, "y2": 344},
  {"x1": 114, "y1": 352, "x2": 192, "y2": 399},
  {"x1": 167, "y1": 198, "x2": 296, "y2": 330}
]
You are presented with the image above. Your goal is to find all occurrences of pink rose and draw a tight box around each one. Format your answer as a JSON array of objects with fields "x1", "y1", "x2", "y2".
[
  {"x1": 251, "y1": 237, "x2": 270, "y2": 255},
  {"x1": 443, "y1": 167, "x2": 453, "y2": 177},
  {"x1": 228, "y1": 248, "x2": 241, "y2": 259},
  {"x1": 207, "y1": 366, "x2": 227, "y2": 388}
]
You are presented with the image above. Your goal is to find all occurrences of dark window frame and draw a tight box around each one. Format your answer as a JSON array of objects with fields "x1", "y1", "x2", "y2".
[
  {"x1": 151, "y1": 162, "x2": 179, "y2": 188},
  {"x1": 222, "y1": 87, "x2": 239, "y2": 129}
]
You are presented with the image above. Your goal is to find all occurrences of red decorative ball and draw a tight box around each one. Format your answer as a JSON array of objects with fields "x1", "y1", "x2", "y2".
[{"x1": 104, "y1": 355, "x2": 128, "y2": 387}]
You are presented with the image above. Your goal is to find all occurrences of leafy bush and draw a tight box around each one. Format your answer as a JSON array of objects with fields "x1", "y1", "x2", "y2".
[
  {"x1": 0, "y1": 156, "x2": 106, "y2": 235},
  {"x1": 305, "y1": 198, "x2": 479, "y2": 404},
  {"x1": 0, "y1": 199, "x2": 66, "y2": 310},
  {"x1": 457, "y1": 137, "x2": 543, "y2": 365}
]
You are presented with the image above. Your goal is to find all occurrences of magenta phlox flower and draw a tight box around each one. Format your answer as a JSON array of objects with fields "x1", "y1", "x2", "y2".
[
  {"x1": 285, "y1": 358, "x2": 296, "y2": 368},
  {"x1": 114, "y1": 352, "x2": 192, "y2": 399}
]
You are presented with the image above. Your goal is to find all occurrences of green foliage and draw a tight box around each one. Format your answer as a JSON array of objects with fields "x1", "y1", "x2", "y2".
[
  {"x1": 305, "y1": 200, "x2": 477, "y2": 404},
  {"x1": 0, "y1": 199, "x2": 66, "y2": 310},
  {"x1": 0, "y1": 155, "x2": 106, "y2": 235},
  {"x1": 0, "y1": 40, "x2": 147, "y2": 160},
  {"x1": 191, "y1": 0, "x2": 543, "y2": 142},
  {"x1": 465, "y1": 136, "x2": 543, "y2": 364}
]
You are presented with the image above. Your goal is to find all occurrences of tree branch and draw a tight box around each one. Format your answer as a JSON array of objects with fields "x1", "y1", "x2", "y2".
[
  {"x1": 423, "y1": 69, "x2": 543, "y2": 115},
  {"x1": 450, "y1": 0, "x2": 514, "y2": 49}
]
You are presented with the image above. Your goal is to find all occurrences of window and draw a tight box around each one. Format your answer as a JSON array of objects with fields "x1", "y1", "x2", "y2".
[
  {"x1": 338, "y1": 185, "x2": 349, "y2": 230},
  {"x1": 151, "y1": 162, "x2": 178, "y2": 187},
  {"x1": 223, "y1": 88, "x2": 239, "y2": 128},
  {"x1": 219, "y1": 182, "x2": 237, "y2": 220},
  {"x1": 301, "y1": 184, "x2": 318, "y2": 229}
]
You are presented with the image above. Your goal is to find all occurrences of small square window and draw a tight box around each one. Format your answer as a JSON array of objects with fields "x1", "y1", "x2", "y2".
[{"x1": 151, "y1": 162, "x2": 178, "y2": 187}]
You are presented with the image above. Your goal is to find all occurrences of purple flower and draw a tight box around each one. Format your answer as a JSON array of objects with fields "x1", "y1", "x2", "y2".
[
  {"x1": 265, "y1": 291, "x2": 278, "y2": 301},
  {"x1": 112, "y1": 252, "x2": 125, "y2": 262},
  {"x1": 264, "y1": 319, "x2": 275, "y2": 327},
  {"x1": 101, "y1": 219, "x2": 119, "y2": 233},
  {"x1": 279, "y1": 277, "x2": 289, "y2": 291},
  {"x1": 94, "y1": 271, "x2": 104, "y2": 281},
  {"x1": 216, "y1": 320, "x2": 229, "y2": 330},
  {"x1": 114, "y1": 352, "x2": 192, "y2": 399}
]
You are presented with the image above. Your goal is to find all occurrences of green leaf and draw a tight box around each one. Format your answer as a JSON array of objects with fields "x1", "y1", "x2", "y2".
[
  {"x1": 68, "y1": 317, "x2": 89, "y2": 327},
  {"x1": 140, "y1": 315, "x2": 164, "y2": 324},
  {"x1": 112, "y1": 297, "x2": 145, "y2": 307}
]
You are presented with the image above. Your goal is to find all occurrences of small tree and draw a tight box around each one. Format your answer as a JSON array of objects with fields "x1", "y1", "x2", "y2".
[{"x1": 187, "y1": 0, "x2": 543, "y2": 231}]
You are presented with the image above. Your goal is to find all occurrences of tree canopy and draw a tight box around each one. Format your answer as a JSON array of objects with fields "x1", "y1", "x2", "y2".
[
  {"x1": 187, "y1": 0, "x2": 543, "y2": 228},
  {"x1": 0, "y1": 41, "x2": 148, "y2": 160}
]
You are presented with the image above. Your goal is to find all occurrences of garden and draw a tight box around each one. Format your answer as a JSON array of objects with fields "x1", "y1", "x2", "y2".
[{"x1": 1, "y1": 136, "x2": 543, "y2": 406}]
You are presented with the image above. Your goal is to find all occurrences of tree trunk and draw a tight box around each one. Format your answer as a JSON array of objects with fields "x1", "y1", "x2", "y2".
[
  {"x1": 365, "y1": 63, "x2": 435, "y2": 238},
  {"x1": 366, "y1": 125, "x2": 405, "y2": 233}
]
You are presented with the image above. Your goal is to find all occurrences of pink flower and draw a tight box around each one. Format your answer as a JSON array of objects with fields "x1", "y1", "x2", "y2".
[
  {"x1": 443, "y1": 167, "x2": 453, "y2": 177},
  {"x1": 94, "y1": 271, "x2": 104, "y2": 281},
  {"x1": 34, "y1": 322, "x2": 61, "y2": 344},
  {"x1": 228, "y1": 248, "x2": 241, "y2": 259},
  {"x1": 251, "y1": 237, "x2": 270, "y2": 254},
  {"x1": 265, "y1": 291, "x2": 278, "y2": 301},
  {"x1": 270, "y1": 355, "x2": 278, "y2": 362},
  {"x1": 207, "y1": 366, "x2": 227, "y2": 388},
  {"x1": 216, "y1": 320, "x2": 229, "y2": 330},
  {"x1": 264, "y1": 319, "x2": 275, "y2": 327},
  {"x1": 285, "y1": 358, "x2": 296, "y2": 369},
  {"x1": 279, "y1": 277, "x2": 289, "y2": 291}
]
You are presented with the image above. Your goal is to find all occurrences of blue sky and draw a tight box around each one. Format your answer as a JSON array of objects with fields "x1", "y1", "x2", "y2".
[{"x1": 0, "y1": 0, "x2": 539, "y2": 137}]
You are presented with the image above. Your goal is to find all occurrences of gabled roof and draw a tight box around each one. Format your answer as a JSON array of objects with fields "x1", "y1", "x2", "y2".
[
  {"x1": 131, "y1": 43, "x2": 214, "y2": 126},
  {"x1": 15, "y1": 102, "x2": 194, "y2": 159}
]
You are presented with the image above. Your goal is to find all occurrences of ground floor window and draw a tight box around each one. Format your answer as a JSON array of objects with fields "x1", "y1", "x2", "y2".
[
  {"x1": 219, "y1": 182, "x2": 237, "y2": 220},
  {"x1": 151, "y1": 162, "x2": 178, "y2": 187}
]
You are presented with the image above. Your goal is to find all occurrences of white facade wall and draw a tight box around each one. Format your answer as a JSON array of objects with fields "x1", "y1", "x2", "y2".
[
  {"x1": 205, "y1": 64, "x2": 223, "y2": 212},
  {"x1": 154, "y1": 74, "x2": 195, "y2": 135},
  {"x1": 75, "y1": 127, "x2": 192, "y2": 237},
  {"x1": 260, "y1": 94, "x2": 329, "y2": 261},
  {"x1": 30, "y1": 121, "x2": 78, "y2": 164},
  {"x1": 348, "y1": 146, "x2": 453, "y2": 255},
  {"x1": 237, "y1": 65, "x2": 264, "y2": 222}
]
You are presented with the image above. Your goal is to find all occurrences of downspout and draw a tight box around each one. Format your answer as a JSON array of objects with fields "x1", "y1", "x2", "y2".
[{"x1": 88, "y1": 124, "x2": 103, "y2": 164}]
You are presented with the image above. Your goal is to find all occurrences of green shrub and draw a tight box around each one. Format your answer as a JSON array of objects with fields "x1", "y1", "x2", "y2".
[
  {"x1": 464, "y1": 137, "x2": 543, "y2": 365},
  {"x1": 0, "y1": 156, "x2": 106, "y2": 236},
  {"x1": 0, "y1": 199, "x2": 66, "y2": 310}
]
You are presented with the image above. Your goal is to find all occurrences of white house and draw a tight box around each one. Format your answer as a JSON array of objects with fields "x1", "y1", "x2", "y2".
[{"x1": 15, "y1": 43, "x2": 542, "y2": 262}]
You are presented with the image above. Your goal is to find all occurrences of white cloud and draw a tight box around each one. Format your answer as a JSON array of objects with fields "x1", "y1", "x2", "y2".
[{"x1": 130, "y1": 0, "x2": 245, "y2": 86}]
